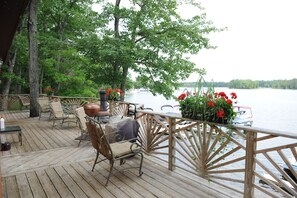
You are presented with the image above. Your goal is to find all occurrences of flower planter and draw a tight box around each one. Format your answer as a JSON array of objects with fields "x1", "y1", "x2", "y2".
[{"x1": 178, "y1": 91, "x2": 237, "y2": 125}]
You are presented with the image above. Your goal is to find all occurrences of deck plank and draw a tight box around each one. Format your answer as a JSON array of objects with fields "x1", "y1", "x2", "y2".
[
  {"x1": 10, "y1": 133, "x2": 23, "y2": 154},
  {"x1": 21, "y1": 125, "x2": 42, "y2": 152},
  {"x1": 4, "y1": 135, "x2": 15, "y2": 156},
  {"x1": 5, "y1": 176, "x2": 20, "y2": 198},
  {"x1": 1, "y1": 177, "x2": 7, "y2": 198},
  {"x1": 35, "y1": 169, "x2": 60, "y2": 198},
  {"x1": 124, "y1": 163, "x2": 186, "y2": 197},
  {"x1": 70, "y1": 163, "x2": 116, "y2": 198},
  {"x1": 63, "y1": 164, "x2": 102, "y2": 197},
  {"x1": 29, "y1": 124, "x2": 54, "y2": 150},
  {"x1": 79, "y1": 161, "x2": 131, "y2": 198},
  {"x1": 26, "y1": 171, "x2": 47, "y2": 198},
  {"x1": 113, "y1": 168, "x2": 158, "y2": 198},
  {"x1": 1, "y1": 147, "x2": 94, "y2": 177},
  {"x1": 34, "y1": 124, "x2": 62, "y2": 148},
  {"x1": 54, "y1": 166, "x2": 88, "y2": 198},
  {"x1": 45, "y1": 168, "x2": 74, "y2": 198},
  {"x1": 1, "y1": 111, "x2": 238, "y2": 198},
  {"x1": 15, "y1": 174, "x2": 33, "y2": 198},
  {"x1": 98, "y1": 161, "x2": 145, "y2": 198}
]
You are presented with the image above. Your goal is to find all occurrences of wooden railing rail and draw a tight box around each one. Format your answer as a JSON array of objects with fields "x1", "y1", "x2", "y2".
[
  {"x1": 135, "y1": 110, "x2": 297, "y2": 198},
  {"x1": 0, "y1": 94, "x2": 100, "y2": 111}
]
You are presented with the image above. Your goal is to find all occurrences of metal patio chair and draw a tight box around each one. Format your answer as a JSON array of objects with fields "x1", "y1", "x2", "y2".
[
  {"x1": 86, "y1": 116, "x2": 144, "y2": 186},
  {"x1": 74, "y1": 106, "x2": 88, "y2": 146},
  {"x1": 37, "y1": 97, "x2": 51, "y2": 120},
  {"x1": 49, "y1": 101, "x2": 76, "y2": 128}
]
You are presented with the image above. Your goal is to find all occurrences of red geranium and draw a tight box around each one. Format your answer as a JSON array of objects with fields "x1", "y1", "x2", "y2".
[
  {"x1": 106, "y1": 88, "x2": 122, "y2": 101},
  {"x1": 226, "y1": 99, "x2": 233, "y2": 105},
  {"x1": 178, "y1": 93, "x2": 187, "y2": 100},
  {"x1": 231, "y1": 92, "x2": 237, "y2": 99},
  {"x1": 216, "y1": 109, "x2": 225, "y2": 118},
  {"x1": 208, "y1": 101, "x2": 215, "y2": 107}
]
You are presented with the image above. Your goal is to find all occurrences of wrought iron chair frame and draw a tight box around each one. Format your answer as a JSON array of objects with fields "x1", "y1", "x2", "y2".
[{"x1": 86, "y1": 116, "x2": 144, "y2": 186}]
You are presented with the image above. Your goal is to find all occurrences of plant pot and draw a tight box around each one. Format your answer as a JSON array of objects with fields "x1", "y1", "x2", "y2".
[{"x1": 84, "y1": 103, "x2": 100, "y2": 117}]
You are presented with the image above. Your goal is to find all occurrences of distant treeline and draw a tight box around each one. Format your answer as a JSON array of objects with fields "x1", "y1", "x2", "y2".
[{"x1": 180, "y1": 78, "x2": 297, "y2": 89}]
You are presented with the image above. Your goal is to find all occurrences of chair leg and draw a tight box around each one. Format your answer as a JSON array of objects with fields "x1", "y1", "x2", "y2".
[
  {"x1": 78, "y1": 132, "x2": 83, "y2": 147},
  {"x1": 106, "y1": 160, "x2": 114, "y2": 186},
  {"x1": 78, "y1": 139, "x2": 81, "y2": 147},
  {"x1": 49, "y1": 112, "x2": 52, "y2": 120},
  {"x1": 52, "y1": 120, "x2": 56, "y2": 128},
  {"x1": 138, "y1": 152, "x2": 144, "y2": 176},
  {"x1": 92, "y1": 151, "x2": 100, "y2": 171}
]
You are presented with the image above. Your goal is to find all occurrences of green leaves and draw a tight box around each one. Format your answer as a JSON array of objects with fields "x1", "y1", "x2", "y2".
[{"x1": 4, "y1": 0, "x2": 221, "y2": 99}]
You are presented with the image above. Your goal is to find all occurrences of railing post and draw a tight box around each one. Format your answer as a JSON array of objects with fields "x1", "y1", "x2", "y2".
[
  {"x1": 168, "y1": 117, "x2": 176, "y2": 171},
  {"x1": 244, "y1": 130, "x2": 257, "y2": 198}
]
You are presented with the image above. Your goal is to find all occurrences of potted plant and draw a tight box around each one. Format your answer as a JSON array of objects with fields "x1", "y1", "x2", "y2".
[
  {"x1": 177, "y1": 75, "x2": 237, "y2": 124},
  {"x1": 43, "y1": 86, "x2": 54, "y2": 97},
  {"x1": 106, "y1": 88, "x2": 122, "y2": 101}
]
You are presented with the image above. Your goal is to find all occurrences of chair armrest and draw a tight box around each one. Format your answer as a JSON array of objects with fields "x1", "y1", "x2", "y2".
[
  {"x1": 130, "y1": 141, "x2": 142, "y2": 153},
  {"x1": 104, "y1": 131, "x2": 138, "y2": 143}
]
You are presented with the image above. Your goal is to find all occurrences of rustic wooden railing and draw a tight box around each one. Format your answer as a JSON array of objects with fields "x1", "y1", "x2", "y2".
[
  {"x1": 135, "y1": 110, "x2": 297, "y2": 198},
  {"x1": 0, "y1": 94, "x2": 99, "y2": 111},
  {"x1": 0, "y1": 94, "x2": 137, "y2": 115},
  {"x1": 1, "y1": 94, "x2": 296, "y2": 197}
]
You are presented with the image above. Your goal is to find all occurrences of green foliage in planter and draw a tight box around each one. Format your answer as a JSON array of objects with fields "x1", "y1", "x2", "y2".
[{"x1": 178, "y1": 72, "x2": 237, "y2": 124}]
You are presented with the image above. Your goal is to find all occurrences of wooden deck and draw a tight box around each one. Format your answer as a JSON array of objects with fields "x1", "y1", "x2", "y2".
[{"x1": 0, "y1": 111, "x2": 240, "y2": 198}]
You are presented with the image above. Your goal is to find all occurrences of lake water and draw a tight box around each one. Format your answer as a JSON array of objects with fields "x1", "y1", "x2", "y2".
[{"x1": 125, "y1": 88, "x2": 297, "y2": 133}]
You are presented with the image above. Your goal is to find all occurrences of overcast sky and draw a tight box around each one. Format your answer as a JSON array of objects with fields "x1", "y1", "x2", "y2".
[{"x1": 186, "y1": 0, "x2": 297, "y2": 82}]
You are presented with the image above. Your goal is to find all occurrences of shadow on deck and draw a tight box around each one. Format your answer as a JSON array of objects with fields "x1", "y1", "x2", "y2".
[{"x1": 0, "y1": 111, "x2": 240, "y2": 198}]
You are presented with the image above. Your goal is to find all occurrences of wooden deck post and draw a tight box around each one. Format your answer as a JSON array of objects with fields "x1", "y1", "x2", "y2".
[
  {"x1": 244, "y1": 130, "x2": 257, "y2": 198},
  {"x1": 168, "y1": 117, "x2": 176, "y2": 171}
]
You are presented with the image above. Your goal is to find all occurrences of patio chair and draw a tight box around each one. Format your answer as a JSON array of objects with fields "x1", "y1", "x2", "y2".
[
  {"x1": 86, "y1": 116, "x2": 143, "y2": 186},
  {"x1": 18, "y1": 95, "x2": 30, "y2": 110},
  {"x1": 74, "y1": 106, "x2": 88, "y2": 146},
  {"x1": 49, "y1": 101, "x2": 76, "y2": 128},
  {"x1": 37, "y1": 97, "x2": 51, "y2": 120}
]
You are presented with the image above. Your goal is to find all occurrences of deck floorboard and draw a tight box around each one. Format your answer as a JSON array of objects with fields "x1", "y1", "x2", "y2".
[{"x1": 1, "y1": 111, "x2": 239, "y2": 198}]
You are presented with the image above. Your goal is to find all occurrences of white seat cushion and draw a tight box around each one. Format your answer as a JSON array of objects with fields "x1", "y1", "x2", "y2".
[{"x1": 110, "y1": 141, "x2": 140, "y2": 158}]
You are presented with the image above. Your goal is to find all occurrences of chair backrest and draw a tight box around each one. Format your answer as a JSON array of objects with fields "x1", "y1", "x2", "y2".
[
  {"x1": 18, "y1": 95, "x2": 30, "y2": 106},
  {"x1": 50, "y1": 101, "x2": 64, "y2": 118},
  {"x1": 75, "y1": 107, "x2": 87, "y2": 131},
  {"x1": 86, "y1": 118, "x2": 112, "y2": 160},
  {"x1": 38, "y1": 97, "x2": 50, "y2": 111}
]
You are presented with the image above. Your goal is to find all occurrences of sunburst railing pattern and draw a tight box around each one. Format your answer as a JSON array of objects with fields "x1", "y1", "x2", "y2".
[
  {"x1": 107, "y1": 101, "x2": 129, "y2": 116},
  {"x1": 136, "y1": 110, "x2": 297, "y2": 198}
]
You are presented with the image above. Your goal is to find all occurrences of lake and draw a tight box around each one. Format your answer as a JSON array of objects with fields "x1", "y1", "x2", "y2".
[{"x1": 125, "y1": 88, "x2": 297, "y2": 133}]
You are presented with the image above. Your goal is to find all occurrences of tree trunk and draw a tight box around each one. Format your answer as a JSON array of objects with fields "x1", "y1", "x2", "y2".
[
  {"x1": 16, "y1": 67, "x2": 22, "y2": 94},
  {"x1": 0, "y1": 50, "x2": 16, "y2": 110},
  {"x1": 120, "y1": 65, "x2": 128, "y2": 101},
  {"x1": 112, "y1": 0, "x2": 121, "y2": 89},
  {"x1": 2, "y1": 50, "x2": 17, "y2": 95},
  {"x1": 28, "y1": 0, "x2": 39, "y2": 117},
  {"x1": 39, "y1": 68, "x2": 44, "y2": 94}
]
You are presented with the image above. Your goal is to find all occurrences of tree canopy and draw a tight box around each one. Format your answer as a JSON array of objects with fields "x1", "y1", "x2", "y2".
[
  {"x1": 81, "y1": 0, "x2": 220, "y2": 99},
  {"x1": 1, "y1": 0, "x2": 220, "y2": 100}
]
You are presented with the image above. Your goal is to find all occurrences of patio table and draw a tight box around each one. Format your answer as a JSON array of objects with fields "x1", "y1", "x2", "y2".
[{"x1": 0, "y1": 126, "x2": 22, "y2": 145}]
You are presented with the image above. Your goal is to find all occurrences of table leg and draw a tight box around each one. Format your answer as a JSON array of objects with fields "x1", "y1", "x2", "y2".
[{"x1": 18, "y1": 131, "x2": 22, "y2": 145}]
